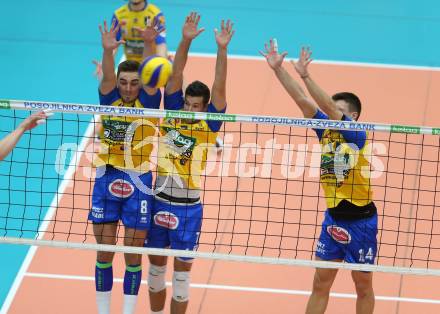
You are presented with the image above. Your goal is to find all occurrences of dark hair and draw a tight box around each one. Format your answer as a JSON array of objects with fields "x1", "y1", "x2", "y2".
[
  {"x1": 117, "y1": 60, "x2": 140, "y2": 78},
  {"x1": 332, "y1": 92, "x2": 362, "y2": 120},
  {"x1": 185, "y1": 80, "x2": 211, "y2": 106}
]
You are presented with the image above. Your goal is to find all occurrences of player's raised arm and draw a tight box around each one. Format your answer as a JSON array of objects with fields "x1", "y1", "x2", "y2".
[
  {"x1": 210, "y1": 19, "x2": 234, "y2": 111},
  {"x1": 260, "y1": 39, "x2": 317, "y2": 118},
  {"x1": 136, "y1": 17, "x2": 166, "y2": 95},
  {"x1": 293, "y1": 47, "x2": 344, "y2": 120},
  {"x1": 153, "y1": 13, "x2": 168, "y2": 58},
  {"x1": 99, "y1": 20, "x2": 125, "y2": 95},
  {"x1": 91, "y1": 15, "x2": 120, "y2": 82},
  {"x1": 165, "y1": 12, "x2": 205, "y2": 95},
  {"x1": 0, "y1": 111, "x2": 48, "y2": 161},
  {"x1": 138, "y1": 17, "x2": 166, "y2": 61}
]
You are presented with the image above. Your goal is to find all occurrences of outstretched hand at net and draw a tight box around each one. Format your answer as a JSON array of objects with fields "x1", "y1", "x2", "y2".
[
  {"x1": 99, "y1": 20, "x2": 125, "y2": 51},
  {"x1": 259, "y1": 38, "x2": 288, "y2": 70},
  {"x1": 291, "y1": 46, "x2": 313, "y2": 79}
]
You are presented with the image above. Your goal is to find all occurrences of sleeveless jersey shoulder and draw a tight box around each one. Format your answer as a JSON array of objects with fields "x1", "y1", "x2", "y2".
[
  {"x1": 114, "y1": 4, "x2": 129, "y2": 19},
  {"x1": 146, "y1": 3, "x2": 162, "y2": 16}
]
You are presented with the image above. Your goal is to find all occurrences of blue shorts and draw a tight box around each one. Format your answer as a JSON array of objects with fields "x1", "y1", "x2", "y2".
[
  {"x1": 88, "y1": 166, "x2": 153, "y2": 230},
  {"x1": 145, "y1": 198, "x2": 202, "y2": 261},
  {"x1": 316, "y1": 211, "x2": 378, "y2": 264}
]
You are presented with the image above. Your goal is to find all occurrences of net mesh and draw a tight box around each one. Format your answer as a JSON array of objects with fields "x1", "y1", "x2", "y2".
[{"x1": 1, "y1": 100, "x2": 440, "y2": 274}]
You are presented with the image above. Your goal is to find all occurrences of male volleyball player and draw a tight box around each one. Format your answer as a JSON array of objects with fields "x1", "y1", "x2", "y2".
[
  {"x1": 145, "y1": 12, "x2": 234, "y2": 314},
  {"x1": 92, "y1": 0, "x2": 225, "y2": 151},
  {"x1": 0, "y1": 111, "x2": 49, "y2": 161},
  {"x1": 93, "y1": 0, "x2": 167, "y2": 79},
  {"x1": 261, "y1": 40, "x2": 377, "y2": 314},
  {"x1": 88, "y1": 20, "x2": 163, "y2": 314}
]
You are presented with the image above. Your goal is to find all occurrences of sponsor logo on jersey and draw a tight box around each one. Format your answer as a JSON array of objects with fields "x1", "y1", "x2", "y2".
[
  {"x1": 102, "y1": 119, "x2": 131, "y2": 143},
  {"x1": 108, "y1": 179, "x2": 134, "y2": 198},
  {"x1": 154, "y1": 211, "x2": 179, "y2": 229},
  {"x1": 162, "y1": 127, "x2": 196, "y2": 159},
  {"x1": 327, "y1": 225, "x2": 351, "y2": 244}
]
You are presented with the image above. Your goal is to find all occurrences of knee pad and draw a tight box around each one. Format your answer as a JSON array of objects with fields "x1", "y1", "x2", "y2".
[
  {"x1": 172, "y1": 271, "x2": 190, "y2": 302},
  {"x1": 176, "y1": 257, "x2": 194, "y2": 263},
  {"x1": 148, "y1": 264, "x2": 167, "y2": 293}
]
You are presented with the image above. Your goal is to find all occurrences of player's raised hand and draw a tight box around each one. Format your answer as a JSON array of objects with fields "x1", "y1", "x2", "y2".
[
  {"x1": 92, "y1": 59, "x2": 103, "y2": 81},
  {"x1": 291, "y1": 46, "x2": 313, "y2": 78},
  {"x1": 99, "y1": 20, "x2": 125, "y2": 51},
  {"x1": 20, "y1": 111, "x2": 52, "y2": 131},
  {"x1": 215, "y1": 19, "x2": 235, "y2": 48},
  {"x1": 259, "y1": 38, "x2": 288, "y2": 70},
  {"x1": 133, "y1": 16, "x2": 166, "y2": 43},
  {"x1": 182, "y1": 12, "x2": 205, "y2": 40}
]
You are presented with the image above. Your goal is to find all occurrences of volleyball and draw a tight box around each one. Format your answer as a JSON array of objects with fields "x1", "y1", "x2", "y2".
[{"x1": 139, "y1": 55, "x2": 173, "y2": 88}]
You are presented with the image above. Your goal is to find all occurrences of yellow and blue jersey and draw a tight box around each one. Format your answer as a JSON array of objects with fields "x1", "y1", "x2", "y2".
[
  {"x1": 157, "y1": 91, "x2": 225, "y2": 190},
  {"x1": 112, "y1": 3, "x2": 166, "y2": 63},
  {"x1": 313, "y1": 110, "x2": 373, "y2": 208},
  {"x1": 95, "y1": 87, "x2": 161, "y2": 171}
]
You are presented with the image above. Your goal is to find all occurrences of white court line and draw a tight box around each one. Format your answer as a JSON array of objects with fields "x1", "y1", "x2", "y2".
[
  {"x1": 185, "y1": 51, "x2": 440, "y2": 72},
  {"x1": 0, "y1": 120, "x2": 96, "y2": 314},
  {"x1": 0, "y1": 52, "x2": 125, "y2": 313},
  {"x1": 24, "y1": 272, "x2": 440, "y2": 305}
]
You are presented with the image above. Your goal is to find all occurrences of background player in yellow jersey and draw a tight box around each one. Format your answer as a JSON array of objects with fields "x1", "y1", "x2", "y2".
[
  {"x1": 112, "y1": 0, "x2": 167, "y2": 61},
  {"x1": 88, "y1": 19, "x2": 163, "y2": 314},
  {"x1": 93, "y1": 0, "x2": 167, "y2": 79},
  {"x1": 261, "y1": 40, "x2": 376, "y2": 314},
  {"x1": 145, "y1": 12, "x2": 234, "y2": 314}
]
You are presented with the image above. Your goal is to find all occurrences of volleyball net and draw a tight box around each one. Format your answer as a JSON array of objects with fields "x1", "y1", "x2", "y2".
[{"x1": 1, "y1": 99, "x2": 440, "y2": 276}]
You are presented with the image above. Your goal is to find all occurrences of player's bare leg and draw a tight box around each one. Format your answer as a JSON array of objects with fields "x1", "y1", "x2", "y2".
[
  {"x1": 94, "y1": 222, "x2": 118, "y2": 262},
  {"x1": 351, "y1": 271, "x2": 374, "y2": 314},
  {"x1": 124, "y1": 227, "x2": 147, "y2": 265},
  {"x1": 305, "y1": 258, "x2": 340, "y2": 314}
]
